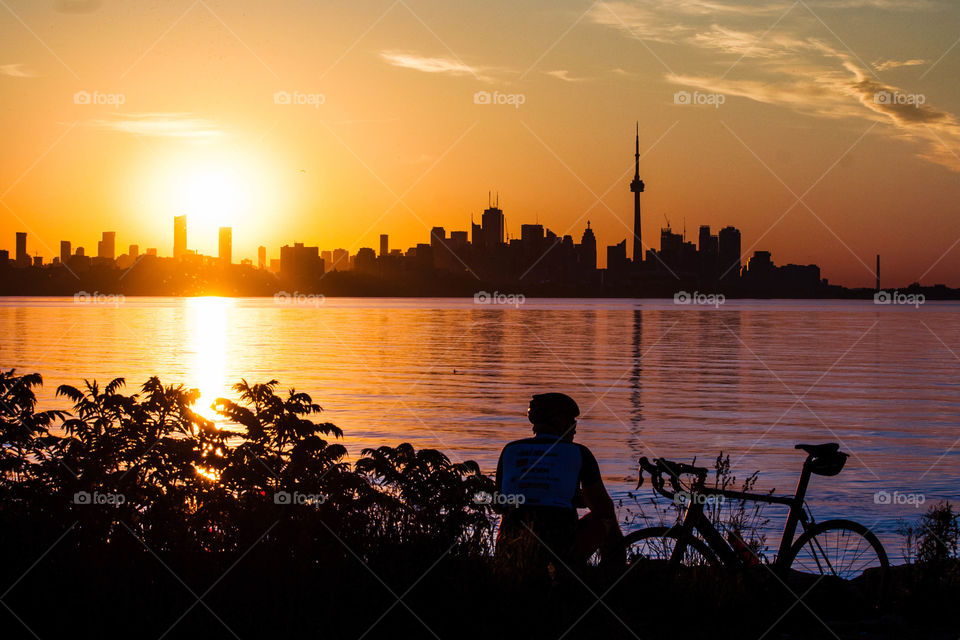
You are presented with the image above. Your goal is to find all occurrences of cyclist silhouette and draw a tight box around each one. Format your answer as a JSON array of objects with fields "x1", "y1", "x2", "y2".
[{"x1": 494, "y1": 393, "x2": 624, "y2": 575}]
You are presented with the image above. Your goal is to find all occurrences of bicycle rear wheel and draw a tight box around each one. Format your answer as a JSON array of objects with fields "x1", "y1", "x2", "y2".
[
  {"x1": 784, "y1": 519, "x2": 888, "y2": 603},
  {"x1": 622, "y1": 526, "x2": 720, "y2": 567}
]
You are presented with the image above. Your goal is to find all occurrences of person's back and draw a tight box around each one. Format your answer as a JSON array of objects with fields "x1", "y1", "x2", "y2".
[{"x1": 494, "y1": 393, "x2": 623, "y2": 577}]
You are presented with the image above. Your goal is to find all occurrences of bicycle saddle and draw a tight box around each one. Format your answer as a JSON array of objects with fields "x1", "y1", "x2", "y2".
[{"x1": 795, "y1": 443, "x2": 840, "y2": 457}]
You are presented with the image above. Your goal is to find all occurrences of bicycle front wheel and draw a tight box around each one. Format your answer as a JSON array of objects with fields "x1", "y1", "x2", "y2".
[
  {"x1": 784, "y1": 519, "x2": 888, "y2": 601},
  {"x1": 623, "y1": 526, "x2": 720, "y2": 567}
]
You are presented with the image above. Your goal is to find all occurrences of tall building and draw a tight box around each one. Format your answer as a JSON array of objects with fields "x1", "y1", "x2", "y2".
[
  {"x1": 15, "y1": 232, "x2": 28, "y2": 267},
  {"x1": 218, "y1": 227, "x2": 232, "y2": 265},
  {"x1": 97, "y1": 232, "x2": 116, "y2": 260},
  {"x1": 332, "y1": 248, "x2": 348, "y2": 271},
  {"x1": 471, "y1": 219, "x2": 483, "y2": 249},
  {"x1": 481, "y1": 204, "x2": 504, "y2": 249},
  {"x1": 60, "y1": 240, "x2": 71, "y2": 265},
  {"x1": 258, "y1": 246, "x2": 267, "y2": 269},
  {"x1": 698, "y1": 225, "x2": 718, "y2": 280},
  {"x1": 607, "y1": 239, "x2": 628, "y2": 275},
  {"x1": 430, "y1": 227, "x2": 447, "y2": 268},
  {"x1": 718, "y1": 226, "x2": 742, "y2": 281},
  {"x1": 379, "y1": 234, "x2": 389, "y2": 258},
  {"x1": 129, "y1": 244, "x2": 139, "y2": 259},
  {"x1": 579, "y1": 221, "x2": 597, "y2": 271},
  {"x1": 630, "y1": 123, "x2": 645, "y2": 264},
  {"x1": 355, "y1": 247, "x2": 377, "y2": 273},
  {"x1": 280, "y1": 242, "x2": 323, "y2": 284},
  {"x1": 173, "y1": 215, "x2": 187, "y2": 259}
]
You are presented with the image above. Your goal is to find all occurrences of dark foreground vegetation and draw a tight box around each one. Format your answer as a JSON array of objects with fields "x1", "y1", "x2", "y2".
[{"x1": 1, "y1": 369, "x2": 957, "y2": 639}]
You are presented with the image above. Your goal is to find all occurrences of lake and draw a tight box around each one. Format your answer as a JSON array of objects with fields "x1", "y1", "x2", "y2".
[{"x1": 2, "y1": 296, "x2": 958, "y2": 561}]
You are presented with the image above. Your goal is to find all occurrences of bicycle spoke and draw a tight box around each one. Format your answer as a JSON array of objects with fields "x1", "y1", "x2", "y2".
[{"x1": 792, "y1": 524, "x2": 884, "y2": 580}]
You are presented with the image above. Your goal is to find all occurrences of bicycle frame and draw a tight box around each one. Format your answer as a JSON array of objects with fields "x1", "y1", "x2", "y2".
[{"x1": 668, "y1": 459, "x2": 817, "y2": 568}]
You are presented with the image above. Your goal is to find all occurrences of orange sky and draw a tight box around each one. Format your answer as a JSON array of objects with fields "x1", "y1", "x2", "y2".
[{"x1": 2, "y1": 0, "x2": 960, "y2": 287}]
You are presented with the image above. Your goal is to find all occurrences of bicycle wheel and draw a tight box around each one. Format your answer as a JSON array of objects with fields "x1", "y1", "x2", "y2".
[
  {"x1": 784, "y1": 519, "x2": 888, "y2": 601},
  {"x1": 623, "y1": 526, "x2": 720, "y2": 567}
]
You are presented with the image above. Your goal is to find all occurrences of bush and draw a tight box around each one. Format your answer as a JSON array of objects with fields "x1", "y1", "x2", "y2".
[{"x1": 0, "y1": 369, "x2": 497, "y2": 561}]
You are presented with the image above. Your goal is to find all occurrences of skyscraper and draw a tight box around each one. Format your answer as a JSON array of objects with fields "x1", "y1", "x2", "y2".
[
  {"x1": 481, "y1": 204, "x2": 504, "y2": 250},
  {"x1": 718, "y1": 226, "x2": 742, "y2": 281},
  {"x1": 379, "y1": 234, "x2": 389, "y2": 257},
  {"x1": 15, "y1": 232, "x2": 28, "y2": 267},
  {"x1": 97, "y1": 232, "x2": 116, "y2": 260},
  {"x1": 579, "y1": 221, "x2": 597, "y2": 271},
  {"x1": 698, "y1": 225, "x2": 718, "y2": 280},
  {"x1": 258, "y1": 245, "x2": 267, "y2": 269},
  {"x1": 60, "y1": 240, "x2": 71, "y2": 265},
  {"x1": 219, "y1": 227, "x2": 232, "y2": 265},
  {"x1": 471, "y1": 220, "x2": 483, "y2": 249},
  {"x1": 332, "y1": 248, "x2": 348, "y2": 270},
  {"x1": 174, "y1": 215, "x2": 187, "y2": 259},
  {"x1": 630, "y1": 123, "x2": 645, "y2": 265}
]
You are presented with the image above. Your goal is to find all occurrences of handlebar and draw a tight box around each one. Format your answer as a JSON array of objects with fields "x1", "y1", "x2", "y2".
[{"x1": 637, "y1": 456, "x2": 709, "y2": 500}]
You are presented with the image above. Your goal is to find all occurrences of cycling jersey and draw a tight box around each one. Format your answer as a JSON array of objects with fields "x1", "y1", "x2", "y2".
[{"x1": 495, "y1": 434, "x2": 602, "y2": 511}]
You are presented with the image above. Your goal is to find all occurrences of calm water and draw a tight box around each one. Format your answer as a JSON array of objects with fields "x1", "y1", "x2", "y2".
[{"x1": 2, "y1": 296, "x2": 958, "y2": 560}]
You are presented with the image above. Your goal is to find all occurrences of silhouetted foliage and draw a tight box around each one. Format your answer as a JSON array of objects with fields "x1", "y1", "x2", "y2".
[{"x1": 0, "y1": 370, "x2": 496, "y2": 563}]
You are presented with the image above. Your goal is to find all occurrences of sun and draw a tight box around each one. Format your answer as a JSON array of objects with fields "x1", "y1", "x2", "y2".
[
  {"x1": 175, "y1": 165, "x2": 249, "y2": 228},
  {"x1": 131, "y1": 143, "x2": 293, "y2": 259}
]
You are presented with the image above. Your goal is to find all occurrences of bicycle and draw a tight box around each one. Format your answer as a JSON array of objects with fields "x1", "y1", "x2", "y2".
[{"x1": 625, "y1": 443, "x2": 888, "y2": 601}]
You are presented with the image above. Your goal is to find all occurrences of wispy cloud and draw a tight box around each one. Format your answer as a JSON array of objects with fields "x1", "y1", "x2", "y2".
[
  {"x1": 0, "y1": 63, "x2": 38, "y2": 78},
  {"x1": 379, "y1": 50, "x2": 486, "y2": 80},
  {"x1": 873, "y1": 58, "x2": 927, "y2": 71},
  {"x1": 87, "y1": 113, "x2": 223, "y2": 140},
  {"x1": 592, "y1": 1, "x2": 960, "y2": 171},
  {"x1": 545, "y1": 69, "x2": 586, "y2": 82}
]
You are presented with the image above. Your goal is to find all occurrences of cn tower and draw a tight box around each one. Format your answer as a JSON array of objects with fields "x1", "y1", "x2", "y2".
[{"x1": 630, "y1": 123, "x2": 644, "y2": 265}]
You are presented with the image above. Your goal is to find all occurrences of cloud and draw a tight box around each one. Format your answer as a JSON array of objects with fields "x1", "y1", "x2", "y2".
[
  {"x1": 590, "y1": 0, "x2": 940, "y2": 47},
  {"x1": 592, "y1": 1, "x2": 960, "y2": 171},
  {"x1": 379, "y1": 50, "x2": 485, "y2": 80},
  {"x1": 87, "y1": 114, "x2": 223, "y2": 140},
  {"x1": 873, "y1": 58, "x2": 927, "y2": 71},
  {"x1": 545, "y1": 69, "x2": 585, "y2": 82},
  {"x1": 669, "y1": 52, "x2": 960, "y2": 170},
  {"x1": 0, "y1": 63, "x2": 38, "y2": 78}
]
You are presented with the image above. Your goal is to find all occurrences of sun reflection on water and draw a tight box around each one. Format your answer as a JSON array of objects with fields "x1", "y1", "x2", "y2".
[{"x1": 187, "y1": 296, "x2": 232, "y2": 424}]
